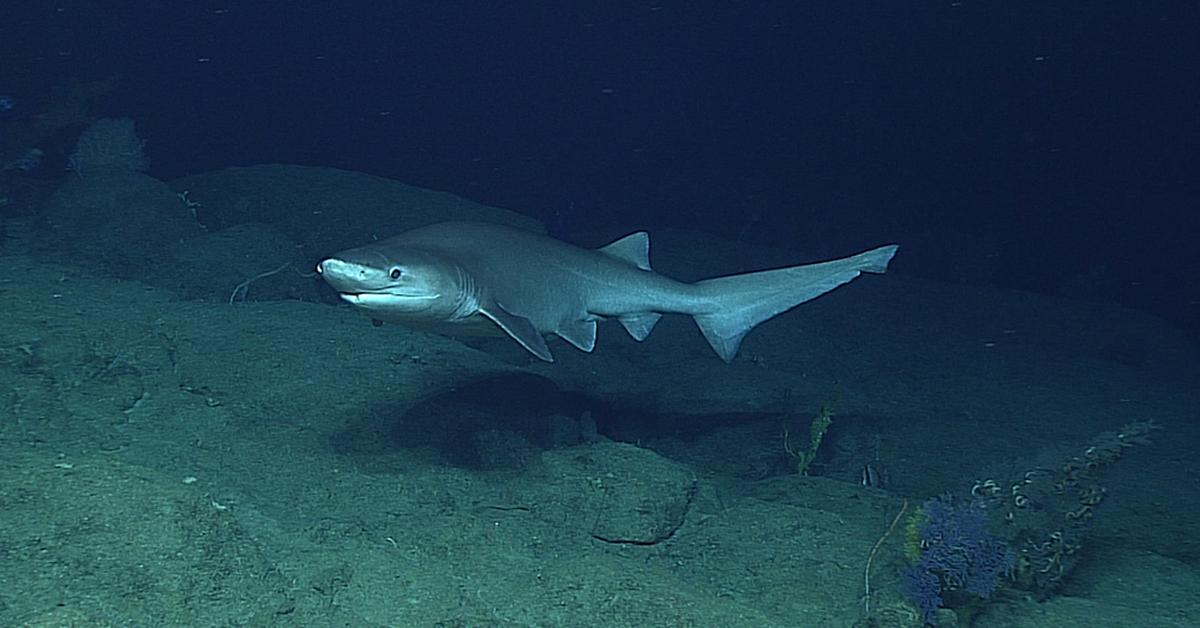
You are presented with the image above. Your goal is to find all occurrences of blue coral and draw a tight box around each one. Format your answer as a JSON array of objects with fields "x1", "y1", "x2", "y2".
[
  {"x1": 899, "y1": 494, "x2": 1014, "y2": 624},
  {"x1": 899, "y1": 563, "x2": 943, "y2": 623}
]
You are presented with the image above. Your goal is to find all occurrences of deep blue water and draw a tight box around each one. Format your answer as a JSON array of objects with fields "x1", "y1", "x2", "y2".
[{"x1": 3, "y1": 2, "x2": 1197, "y2": 341}]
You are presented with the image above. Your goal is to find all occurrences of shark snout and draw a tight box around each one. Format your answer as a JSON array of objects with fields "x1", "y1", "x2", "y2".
[
  {"x1": 316, "y1": 257, "x2": 377, "y2": 293},
  {"x1": 315, "y1": 258, "x2": 347, "y2": 278}
]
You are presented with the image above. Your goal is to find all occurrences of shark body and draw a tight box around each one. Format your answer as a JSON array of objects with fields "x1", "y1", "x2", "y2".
[{"x1": 317, "y1": 221, "x2": 897, "y2": 362}]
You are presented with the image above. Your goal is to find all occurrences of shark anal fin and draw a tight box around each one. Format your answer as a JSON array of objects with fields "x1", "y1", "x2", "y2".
[
  {"x1": 597, "y1": 231, "x2": 652, "y2": 271},
  {"x1": 480, "y1": 304, "x2": 555, "y2": 362},
  {"x1": 618, "y1": 312, "x2": 662, "y2": 341},
  {"x1": 557, "y1": 319, "x2": 598, "y2": 352}
]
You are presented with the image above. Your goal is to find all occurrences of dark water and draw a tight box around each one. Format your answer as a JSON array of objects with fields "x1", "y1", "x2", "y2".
[{"x1": 4, "y1": 2, "x2": 1198, "y2": 338}]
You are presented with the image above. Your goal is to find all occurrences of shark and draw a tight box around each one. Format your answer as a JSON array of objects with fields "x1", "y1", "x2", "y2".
[{"x1": 316, "y1": 221, "x2": 897, "y2": 362}]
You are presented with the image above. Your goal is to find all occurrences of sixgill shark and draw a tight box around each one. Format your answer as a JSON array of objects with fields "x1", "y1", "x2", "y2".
[{"x1": 317, "y1": 221, "x2": 897, "y2": 362}]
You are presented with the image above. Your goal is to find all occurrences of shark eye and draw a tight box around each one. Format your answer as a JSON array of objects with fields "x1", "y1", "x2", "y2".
[{"x1": 389, "y1": 267, "x2": 403, "y2": 280}]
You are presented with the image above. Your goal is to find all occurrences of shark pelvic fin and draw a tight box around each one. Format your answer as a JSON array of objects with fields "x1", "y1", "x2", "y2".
[{"x1": 557, "y1": 319, "x2": 598, "y2": 352}]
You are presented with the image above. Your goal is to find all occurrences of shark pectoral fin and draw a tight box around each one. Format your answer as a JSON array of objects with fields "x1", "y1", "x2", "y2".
[
  {"x1": 618, "y1": 312, "x2": 662, "y2": 341},
  {"x1": 556, "y1": 319, "x2": 598, "y2": 352},
  {"x1": 480, "y1": 304, "x2": 555, "y2": 362}
]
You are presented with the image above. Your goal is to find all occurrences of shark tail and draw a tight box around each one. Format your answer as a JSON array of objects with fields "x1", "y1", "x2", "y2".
[{"x1": 692, "y1": 244, "x2": 898, "y2": 362}]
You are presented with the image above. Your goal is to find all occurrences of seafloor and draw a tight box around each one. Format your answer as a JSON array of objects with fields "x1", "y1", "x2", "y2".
[{"x1": 1, "y1": 165, "x2": 1196, "y2": 627}]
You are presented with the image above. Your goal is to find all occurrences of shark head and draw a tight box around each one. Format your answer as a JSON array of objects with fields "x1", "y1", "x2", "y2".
[{"x1": 316, "y1": 244, "x2": 477, "y2": 323}]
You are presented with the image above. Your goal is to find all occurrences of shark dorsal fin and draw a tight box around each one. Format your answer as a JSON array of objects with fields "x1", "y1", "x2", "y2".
[{"x1": 597, "y1": 231, "x2": 652, "y2": 271}]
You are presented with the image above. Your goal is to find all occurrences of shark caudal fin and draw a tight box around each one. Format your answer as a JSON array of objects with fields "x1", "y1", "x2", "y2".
[{"x1": 692, "y1": 244, "x2": 898, "y2": 362}]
